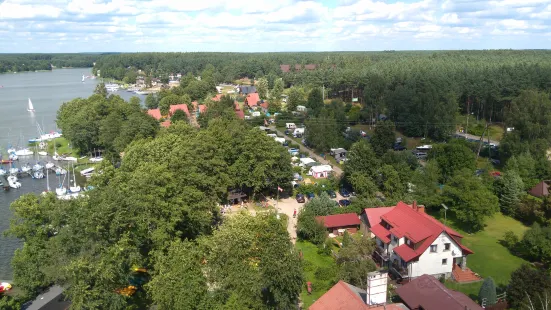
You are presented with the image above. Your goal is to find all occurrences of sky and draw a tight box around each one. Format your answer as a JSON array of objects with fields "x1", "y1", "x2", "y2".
[{"x1": 0, "y1": 0, "x2": 550, "y2": 53}]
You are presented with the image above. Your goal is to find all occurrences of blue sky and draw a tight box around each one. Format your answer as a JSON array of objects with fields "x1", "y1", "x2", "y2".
[{"x1": 0, "y1": 0, "x2": 550, "y2": 52}]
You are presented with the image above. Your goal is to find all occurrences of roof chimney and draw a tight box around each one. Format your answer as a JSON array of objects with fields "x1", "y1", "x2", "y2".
[
  {"x1": 412, "y1": 201, "x2": 417, "y2": 211},
  {"x1": 418, "y1": 205, "x2": 425, "y2": 213}
]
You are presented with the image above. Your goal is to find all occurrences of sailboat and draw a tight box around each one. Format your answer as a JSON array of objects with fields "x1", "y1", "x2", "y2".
[
  {"x1": 27, "y1": 98, "x2": 35, "y2": 112},
  {"x1": 42, "y1": 169, "x2": 50, "y2": 196},
  {"x1": 7, "y1": 175, "x2": 21, "y2": 189},
  {"x1": 69, "y1": 163, "x2": 81, "y2": 193},
  {"x1": 82, "y1": 75, "x2": 85, "y2": 83},
  {"x1": 56, "y1": 173, "x2": 67, "y2": 196}
]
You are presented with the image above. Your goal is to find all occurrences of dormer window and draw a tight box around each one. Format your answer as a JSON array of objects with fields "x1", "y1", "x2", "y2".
[{"x1": 393, "y1": 235, "x2": 398, "y2": 243}]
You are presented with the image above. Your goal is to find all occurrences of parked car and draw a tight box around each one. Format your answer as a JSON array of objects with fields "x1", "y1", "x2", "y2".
[
  {"x1": 339, "y1": 188, "x2": 351, "y2": 197},
  {"x1": 285, "y1": 129, "x2": 290, "y2": 135},
  {"x1": 306, "y1": 192, "x2": 315, "y2": 200},
  {"x1": 339, "y1": 199, "x2": 351, "y2": 207},
  {"x1": 394, "y1": 144, "x2": 406, "y2": 151},
  {"x1": 296, "y1": 193, "x2": 305, "y2": 203},
  {"x1": 326, "y1": 190, "x2": 337, "y2": 198}
]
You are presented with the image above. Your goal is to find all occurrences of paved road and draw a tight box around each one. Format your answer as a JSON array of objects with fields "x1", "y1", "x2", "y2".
[
  {"x1": 455, "y1": 131, "x2": 500, "y2": 146},
  {"x1": 271, "y1": 127, "x2": 344, "y2": 177}
]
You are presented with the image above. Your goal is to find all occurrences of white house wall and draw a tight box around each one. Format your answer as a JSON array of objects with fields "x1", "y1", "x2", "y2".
[{"x1": 408, "y1": 232, "x2": 463, "y2": 278}]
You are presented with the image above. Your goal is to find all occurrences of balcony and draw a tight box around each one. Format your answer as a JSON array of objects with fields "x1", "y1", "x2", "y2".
[
  {"x1": 372, "y1": 246, "x2": 390, "y2": 267},
  {"x1": 390, "y1": 261, "x2": 409, "y2": 279}
]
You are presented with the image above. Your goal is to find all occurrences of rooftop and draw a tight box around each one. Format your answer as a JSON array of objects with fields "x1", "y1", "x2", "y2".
[
  {"x1": 366, "y1": 202, "x2": 473, "y2": 262},
  {"x1": 310, "y1": 280, "x2": 407, "y2": 310},
  {"x1": 245, "y1": 93, "x2": 260, "y2": 107},
  {"x1": 395, "y1": 274, "x2": 483, "y2": 310},
  {"x1": 529, "y1": 180, "x2": 549, "y2": 197},
  {"x1": 316, "y1": 213, "x2": 360, "y2": 228}
]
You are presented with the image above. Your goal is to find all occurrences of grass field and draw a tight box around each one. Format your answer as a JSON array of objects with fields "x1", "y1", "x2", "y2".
[
  {"x1": 295, "y1": 241, "x2": 338, "y2": 308},
  {"x1": 438, "y1": 213, "x2": 529, "y2": 297},
  {"x1": 46, "y1": 137, "x2": 79, "y2": 157},
  {"x1": 456, "y1": 115, "x2": 505, "y2": 141}
]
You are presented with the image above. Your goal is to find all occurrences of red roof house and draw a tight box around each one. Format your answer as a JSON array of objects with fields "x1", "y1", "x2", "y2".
[
  {"x1": 198, "y1": 104, "x2": 207, "y2": 114},
  {"x1": 395, "y1": 274, "x2": 482, "y2": 310},
  {"x1": 235, "y1": 109, "x2": 245, "y2": 119},
  {"x1": 160, "y1": 120, "x2": 171, "y2": 128},
  {"x1": 244, "y1": 92, "x2": 260, "y2": 108},
  {"x1": 529, "y1": 181, "x2": 550, "y2": 198},
  {"x1": 147, "y1": 109, "x2": 162, "y2": 120},
  {"x1": 169, "y1": 104, "x2": 190, "y2": 117},
  {"x1": 280, "y1": 64, "x2": 291, "y2": 73},
  {"x1": 295, "y1": 64, "x2": 302, "y2": 71},
  {"x1": 316, "y1": 213, "x2": 360, "y2": 234},
  {"x1": 259, "y1": 101, "x2": 269, "y2": 112},
  {"x1": 304, "y1": 64, "x2": 317, "y2": 71},
  {"x1": 310, "y1": 281, "x2": 406, "y2": 310},
  {"x1": 363, "y1": 202, "x2": 476, "y2": 281}
]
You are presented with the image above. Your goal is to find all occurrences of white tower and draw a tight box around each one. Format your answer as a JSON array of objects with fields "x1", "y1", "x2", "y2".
[{"x1": 366, "y1": 270, "x2": 388, "y2": 305}]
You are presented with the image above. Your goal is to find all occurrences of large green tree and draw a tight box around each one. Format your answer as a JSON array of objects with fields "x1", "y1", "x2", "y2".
[
  {"x1": 306, "y1": 87, "x2": 324, "y2": 116},
  {"x1": 495, "y1": 170, "x2": 525, "y2": 216},
  {"x1": 443, "y1": 168, "x2": 499, "y2": 231},
  {"x1": 478, "y1": 277, "x2": 497, "y2": 306},
  {"x1": 371, "y1": 120, "x2": 396, "y2": 156},
  {"x1": 507, "y1": 265, "x2": 551, "y2": 309},
  {"x1": 344, "y1": 140, "x2": 381, "y2": 182},
  {"x1": 336, "y1": 236, "x2": 377, "y2": 289},
  {"x1": 429, "y1": 140, "x2": 476, "y2": 182},
  {"x1": 256, "y1": 77, "x2": 268, "y2": 100}
]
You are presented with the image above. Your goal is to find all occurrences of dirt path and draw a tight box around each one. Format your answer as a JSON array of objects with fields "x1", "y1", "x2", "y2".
[
  {"x1": 455, "y1": 131, "x2": 500, "y2": 146},
  {"x1": 274, "y1": 197, "x2": 304, "y2": 244},
  {"x1": 271, "y1": 127, "x2": 344, "y2": 177}
]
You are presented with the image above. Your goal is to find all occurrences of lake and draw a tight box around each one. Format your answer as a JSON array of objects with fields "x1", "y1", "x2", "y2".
[{"x1": 0, "y1": 68, "x2": 146, "y2": 280}]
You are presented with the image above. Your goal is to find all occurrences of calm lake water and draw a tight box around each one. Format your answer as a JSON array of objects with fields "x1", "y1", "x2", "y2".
[{"x1": 0, "y1": 68, "x2": 145, "y2": 280}]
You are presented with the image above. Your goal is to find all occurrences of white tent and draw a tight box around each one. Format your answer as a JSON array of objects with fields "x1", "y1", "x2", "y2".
[{"x1": 299, "y1": 157, "x2": 316, "y2": 166}]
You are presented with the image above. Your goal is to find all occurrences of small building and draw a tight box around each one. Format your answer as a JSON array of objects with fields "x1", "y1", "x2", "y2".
[
  {"x1": 299, "y1": 157, "x2": 316, "y2": 167},
  {"x1": 309, "y1": 164, "x2": 332, "y2": 178},
  {"x1": 309, "y1": 280, "x2": 407, "y2": 310},
  {"x1": 280, "y1": 64, "x2": 291, "y2": 73},
  {"x1": 239, "y1": 85, "x2": 257, "y2": 95},
  {"x1": 227, "y1": 190, "x2": 247, "y2": 205},
  {"x1": 317, "y1": 213, "x2": 361, "y2": 234},
  {"x1": 297, "y1": 105, "x2": 307, "y2": 112},
  {"x1": 395, "y1": 274, "x2": 483, "y2": 310},
  {"x1": 529, "y1": 181, "x2": 549, "y2": 198},
  {"x1": 330, "y1": 148, "x2": 347, "y2": 160},
  {"x1": 244, "y1": 92, "x2": 260, "y2": 109},
  {"x1": 251, "y1": 111, "x2": 261, "y2": 117}
]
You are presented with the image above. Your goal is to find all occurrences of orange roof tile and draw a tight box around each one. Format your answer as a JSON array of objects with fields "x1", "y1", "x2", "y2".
[
  {"x1": 147, "y1": 109, "x2": 162, "y2": 120},
  {"x1": 245, "y1": 93, "x2": 260, "y2": 107},
  {"x1": 169, "y1": 104, "x2": 190, "y2": 117}
]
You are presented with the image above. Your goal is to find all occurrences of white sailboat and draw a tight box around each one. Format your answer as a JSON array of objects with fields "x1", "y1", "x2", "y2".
[
  {"x1": 82, "y1": 75, "x2": 86, "y2": 83},
  {"x1": 42, "y1": 168, "x2": 50, "y2": 196},
  {"x1": 69, "y1": 163, "x2": 81, "y2": 193},
  {"x1": 56, "y1": 173, "x2": 67, "y2": 196},
  {"x1": 27, "y1": 98, "x2": 35, "y2": 112},
  {"x1": 7, "y1": 175, "x2": 21, "y2": 189}
]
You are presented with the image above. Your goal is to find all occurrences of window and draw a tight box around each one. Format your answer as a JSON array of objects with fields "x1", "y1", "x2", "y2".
[
  {"x1": 393, "y1": 236, "x2": 398, "y2": 243},
  {"x1": 405, "y1": 238, "x2": 411, "y2": 246},
  {"x1": 444, "y1": 243, "x2": 451, "y2": 251},
  {"x1": 430, "y1": 245, "x2": 437, "y2": 253},
  {"x1": 442, "y1": 258, "x2": 448, "y2": 265}
]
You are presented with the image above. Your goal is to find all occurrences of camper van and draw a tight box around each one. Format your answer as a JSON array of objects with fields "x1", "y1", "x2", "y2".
[
  {"x1": 293, "y1": 128, "x2": 305, "y2": 138},
  {"x1": 286, "y1": 123, "x2": 296, "y2": 129}
]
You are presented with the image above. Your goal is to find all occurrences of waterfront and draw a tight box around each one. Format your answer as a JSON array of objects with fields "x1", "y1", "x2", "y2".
[{"x1": 0, "y1": 68, "x2": 146, "y2": 280}]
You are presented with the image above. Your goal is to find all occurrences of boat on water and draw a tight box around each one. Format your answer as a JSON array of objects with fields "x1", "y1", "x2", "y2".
[
  {"x1": 80, "y1": 167, "x2": 95, "y2": 176},
  {"x1": 33, "y1": 171, "x2": 44, "y2": 179},
  {"x1": 21, "y1": 163, "x2": 31, "y2": 173},
  {"x1": 38, "y1": 151, "x2": 47, "y2": 156},
  {"x1": 33, "y1": 163, "x2": 44, "y2": 171},
  {"x1": 55, "y1": 167, "x2": 67, "y2": 175},
  {"x1": 55, "y1": 186, "x2": 67, "y2": 196},
  {"x1": 0, "y1": 168, "x2": 6, "y2": 176},
  {"x1": 89, "y1": 157, "x2": 103, "y2": 162},
  {"x1": 134, "y1": 90, "x2": 149, "y2": 95},
  {"x1": 27, "y1": 98, "x2": 35, "y2": 112},
  {"x1": 15, "y1": 148, "x2": 33, "y2": 156},
  {"x1": 9, "y1": 167, "x2": 20, "y2": 175},
  {"x1": 82, "y1": 75, "x2": 86, "y2": 83},
  {"x1": 69, "y1": 163, "x2": 81, "y2": 193},
  {"x1": 106, "y1": 83, "x2": 120, "y2": 92},
  {"x1": 7, "y1": 175, "x2": 21, "y2": 189},
  {"x1": 45, "y1": 162, "x2": 55, "y2": 169}
]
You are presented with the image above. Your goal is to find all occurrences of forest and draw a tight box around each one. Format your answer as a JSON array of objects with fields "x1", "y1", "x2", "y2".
[
  {"x1": 0, "y1": 53, "x2": 109, "y2": 73},
  {"x1": 95, "y1": 50, "x2": 551, "y2": 140}
]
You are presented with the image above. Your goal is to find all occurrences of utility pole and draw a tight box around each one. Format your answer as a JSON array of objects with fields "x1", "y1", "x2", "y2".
[{"x1": 465, "y1": 98, "x2": 470, "y2": 134}]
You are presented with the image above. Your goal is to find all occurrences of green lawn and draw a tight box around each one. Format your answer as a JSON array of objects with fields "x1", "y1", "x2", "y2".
[
  {"x1": 46, "y1": 137, "x2": 79, "y2": 157},
  {"x1": 440, "y1": 213, "x2": 529, "y2": 296},
  {"x1": 295, "y1": 241, "x2": 338, "y2": 308}
]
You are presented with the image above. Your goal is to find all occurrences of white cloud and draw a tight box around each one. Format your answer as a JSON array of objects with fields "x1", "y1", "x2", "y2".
[{"x1": 1, "y1": 0, "x2": 551, "y2": 52}]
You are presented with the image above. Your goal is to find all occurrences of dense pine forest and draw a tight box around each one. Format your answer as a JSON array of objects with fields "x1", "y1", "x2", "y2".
[
  {"x1": 0, "y1": 53, "x2": 109, "y2": 73},
  {"x1": 95, "y1": 50, "x2": 551, "y2": 138}
]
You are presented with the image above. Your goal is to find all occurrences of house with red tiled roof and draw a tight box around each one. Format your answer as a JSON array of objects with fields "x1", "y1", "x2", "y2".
[
  {"x1": 316, "y1": 213, "x2": 360, "y2": 234},
  {"x1": 362, "y1": 202, "x2": 476, "y2": 282},
  {"x1": 280, "y1": 64, "x2": 291, "y2": 73},
  {"x1": 147, "y1": 109, "x2": 162, "y2": 120},
  {"x1": 169, "y1": 104, "x2": 190, "y2": 118},
  {"x1": 294, "y1": 64, "x2": 302, "y2": 71},
  {"x1": 146, "y1": 104, "x2": 190, "y2": 128},
  {"x1": 259, "y1": 101, "x2": 269, "y2": 113},
  {"x1": 304, "y1": 64, "x2": 317, "y2": 71},
  {"x1": 310, "y1": 280, "x2": 407, "y2": 310},
  {"x1": 244, "y1": 92, "x2": 260, "y2": 109}
]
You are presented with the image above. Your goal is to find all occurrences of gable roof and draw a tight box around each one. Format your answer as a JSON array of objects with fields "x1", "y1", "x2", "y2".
[
  {"x1": 367, "y1": 202, "x2": 473, "y2": 262},
  {"x1": 310, "y1": 281, "x2": 406, "y2": 310},
  {"x1": 169, "y1": 104, "x2": 190, "y2": 117},
  {"x1": 240, "y1": 85, "x2": 256, "y2": 94},
  {"x1": 235, "y1": 109, "x2": 245, "y2": 119},
  {"x1": 363, "y1": 207, "x2": 394, "y2": 228},
  {"x1": 304, "y1": 64, "x2": 317, "y2": 70},
  {"x1": 396, "y1": 274, "x2": 483, "y2": 310},
  {"x1": 147, "y1": 109, "x2": 162, "y2": 120},
  {"x1": 160, "y1": 120, "x2": 171, "y2": 128},
  {"x1": 260, "y1": 101, "x2": 269, "y2": 110},
  {"x1": 316, "y1": 213, "x2": 360, "y2": 228},
  {"x1": 529, "y1": 181, "x2": 549, "y2": 197},
  {"x1": 198, "y1": 104, "x2": 207, "y2": 113},
  {"x1": 280, "y1": 64, "x2": 291, "y2": 73},
  {"x1": 245, "y1": 93, "x2": 260, "y2": 107}
]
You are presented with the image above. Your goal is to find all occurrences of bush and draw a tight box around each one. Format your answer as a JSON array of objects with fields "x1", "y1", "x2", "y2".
[
  {"x1": 479, "y1": 277, "x2": 497, "y2": 306},
  {"x1": 314, "y1": 266, "x2": 337, "y2": 281},
  {"x1": 55, "y1": 142, "x2": 62, "y2": 148},
  {"x1": 502, "y1": 230, "x2": 519, "y2": 249},
  {"x1": 303, "y1": 260, "x2": 314, "y2": 272},
  {"x1": 317, "y1": 238, "x2": 333, "y2": 256}
]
